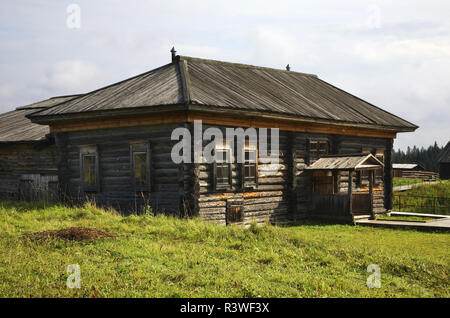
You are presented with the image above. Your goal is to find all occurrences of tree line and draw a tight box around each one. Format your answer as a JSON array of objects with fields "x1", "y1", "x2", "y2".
[{"x1": 393, "y1": 142, "x2": 443, "y2": 172}]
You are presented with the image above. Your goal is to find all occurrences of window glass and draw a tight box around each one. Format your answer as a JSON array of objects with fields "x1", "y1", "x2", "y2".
[
  {"x1": 216, "y1": 149, "x2": 231, "y2": 186},
  {"x1": 244, "y1": 149, "x2": 257, "y2": 183},
  {"x1": 82, "y1": 154, "x2": 96, "y2": 187},
  {"x1": 134, "y1": 152, "x2": 148, "y2": 186},
  {"x1": 309, "y1": 140, "x2": 328, "y2": 162}
]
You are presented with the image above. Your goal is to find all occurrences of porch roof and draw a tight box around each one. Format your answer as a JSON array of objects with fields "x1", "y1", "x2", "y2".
[{"x1": 305, "y1": 153, "x2": 384, "y2": 171}]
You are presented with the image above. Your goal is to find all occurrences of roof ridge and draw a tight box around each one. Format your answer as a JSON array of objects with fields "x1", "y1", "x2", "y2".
[
  {"x1": 177, "y1": 58, "x2": 193, "y2": 105},
  {"x1": 178, "y1": 55, "x2": 318, "y2": 78},
  {"x1": 49, "y1": 94, "x2": 82, "y2": 99}
]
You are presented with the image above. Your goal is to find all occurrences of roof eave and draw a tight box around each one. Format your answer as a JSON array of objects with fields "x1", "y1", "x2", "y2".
[
  {"x1": 27, "y1": 104, "x2": 187, "y2": 125},
  {"x1": 186, "y1": 104, "x2": 418, "y2": 133},
  {"x1": 28, "y1": 102, "x2": 417, "y2": 134}
]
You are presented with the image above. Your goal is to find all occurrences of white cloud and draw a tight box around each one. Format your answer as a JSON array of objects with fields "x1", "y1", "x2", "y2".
[
  {"x1": 0, "y1": 0, "x2": 449, "y2": 150},
  {"x1": 353, "y1": 37, "x2": 450, "y2": 63},
  {"x1": 39, "y1": 59, "x2": 108, "y2": 93},
  {"x1": 0, "y1": 84, "x2": 17, "y2": 98}
]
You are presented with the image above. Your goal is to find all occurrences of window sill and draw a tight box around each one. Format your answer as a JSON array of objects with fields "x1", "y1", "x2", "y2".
[
  {"x1": 215, "y1": 185, "x2": 232, "y2": 192},
  {"x1": 243, "y1": 184, "x2": 258, "y2": 191}
]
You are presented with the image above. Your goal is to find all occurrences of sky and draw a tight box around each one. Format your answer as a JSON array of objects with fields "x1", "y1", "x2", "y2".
[{"x1": 0, "y1": 0, "x2": 449, "y2": 150}]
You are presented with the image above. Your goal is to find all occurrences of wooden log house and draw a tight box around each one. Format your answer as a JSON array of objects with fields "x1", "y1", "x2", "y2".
[
  {"x1": 0, "y1": 95, "x2": 80, "y2": 200},
  {"x1": 392, "y1": 163, "x2": 424, "y2": 177},
  {"x1": 25, "y1": 51, "x2": 417, "y2": 224},
  {"x1": 437, "y1": 142, "x2": 450, "y2": 180},
  {"x1": 392, "y1": 163, "x2": 439, "y2": 180}
]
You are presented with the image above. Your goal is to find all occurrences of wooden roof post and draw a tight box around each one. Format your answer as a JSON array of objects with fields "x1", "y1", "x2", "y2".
[
  {"x1": 369, "y1": 170, "x2": 375, "y2": 220},
  {"x1": 384, "y1": 139, "x2": 393, "y2": 211},
  {"x1": 348, "y1": 170, "x2": 353, "y2": 215}
]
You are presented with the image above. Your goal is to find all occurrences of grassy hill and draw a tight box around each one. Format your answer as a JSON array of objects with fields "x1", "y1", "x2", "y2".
[
  {"x1": 0, "y1": 201, "x2": 448, "y2": 298},
  {"x1": 393, "y1": 180, "x2": 450, "y2": 214}
]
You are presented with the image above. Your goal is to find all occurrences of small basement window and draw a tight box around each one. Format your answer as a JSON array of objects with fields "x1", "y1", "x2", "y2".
[
  {"x1": 214, "y1": 147, "x2": 232, "y2": 190},
  {"x1": 227, "y1": 201, "x2": 243, "y2": 224}
]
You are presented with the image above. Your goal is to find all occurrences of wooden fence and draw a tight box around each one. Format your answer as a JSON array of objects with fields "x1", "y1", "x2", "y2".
[
  {"x1": 393, "y1": 194, "x2": 450, "y2": 215},
  {"x1": 398, "y1": 170, "x2": 439, "y2": 181}
]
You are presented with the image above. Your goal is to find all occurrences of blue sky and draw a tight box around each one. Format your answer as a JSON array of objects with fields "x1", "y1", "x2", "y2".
[{"x1": 1, "y1": 0, "x2": 449, "y2": 150}]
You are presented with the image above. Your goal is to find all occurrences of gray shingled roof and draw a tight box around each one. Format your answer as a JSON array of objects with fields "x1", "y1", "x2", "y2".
[
  {"x1": 437, "y1": 142, "x2": 450, "y2": 163},
  {"x1": 15, "y1": 95, "x2": 80, "y2": 110},
  {"x1": 34, "y1": 64, "x2": 182, "y2": 116},
  {"x1": 31, "y1": 56, "x2": 417, "y2": 131},
  {"x1": 0, "y1": 95, "x2": 80, "y2": 143},
  {"x1": 306, "y1": 154, "x2": 384, "y2": 171}
]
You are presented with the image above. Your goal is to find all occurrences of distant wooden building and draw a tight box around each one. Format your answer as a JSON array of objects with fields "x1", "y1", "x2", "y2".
[
  {"x1": 392, "y1": 163, "x2": 439, "y2": 180},
  {"x1": 437, "y1": 142, "x2": 450, "y2": 180},
  {"x1": 0, "y1": 95, "x2": 79, "y2": 200},
  {"x1": 24, "y1": 53, "x2": 417, "y2": 224},
  {"x1": 392, "y1": 163, "x2": 425, "y2": 177}
]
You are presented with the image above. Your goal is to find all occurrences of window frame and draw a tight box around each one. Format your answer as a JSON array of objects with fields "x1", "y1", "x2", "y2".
[
  {"x1": 308, "y1": 139, "x2": 329, "y2": 164},
  {"x1": 130, "y1": 142, "x2": 151, "y2": 193},
  {"x1": 242, "y1": 144, "x2": 258, "y2": 188},
  {"x1": 80, "y1": 145, "x2": 100, "y2": 193},
  {"x1": 213, "y1": 146, "x2": 232, "y2": 191},
  {"x1": 226, "y1": 200, "x2": 244, "y2": 224}
]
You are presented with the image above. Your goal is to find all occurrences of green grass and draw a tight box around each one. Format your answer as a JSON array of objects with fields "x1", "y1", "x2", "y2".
[
  {"x1": 0, "y1": 201, "x2": 449, "y2": 298},
  {"x1": 393, "y1": 178, "x2": 424, "y2": 187},
  {"x1": 393, "y1": 180, "x2": 450, "y2": 214}
]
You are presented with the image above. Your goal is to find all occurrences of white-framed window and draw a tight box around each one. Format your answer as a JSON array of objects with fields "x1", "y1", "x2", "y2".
[
  {"x1": 243, "y1": 143, "x2": 258, "y2": 186},
  {"x1": 214, "y1": 143, "x2": 232, "y2": 191}
]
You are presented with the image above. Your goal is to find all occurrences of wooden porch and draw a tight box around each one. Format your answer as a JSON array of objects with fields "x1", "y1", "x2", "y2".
[{"x1": 306, "y1": 154, "x2": 384, "y2": 222}]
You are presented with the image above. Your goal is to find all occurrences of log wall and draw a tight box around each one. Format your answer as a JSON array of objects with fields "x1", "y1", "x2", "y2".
[
  {"x1": 0, "y1": 142, "x2": 58, "y2": 200},
  {"x1": 53, "y1": 122, "x2": 393, "y2": 222},
  {"x1": 54, "y1": 124, "x2": 182, "y2": 214}
]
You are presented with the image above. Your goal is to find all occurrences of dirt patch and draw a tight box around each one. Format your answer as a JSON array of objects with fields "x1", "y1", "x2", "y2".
[{"x1": 23, "y1": 227, "x2": 119, "y2": 242}]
